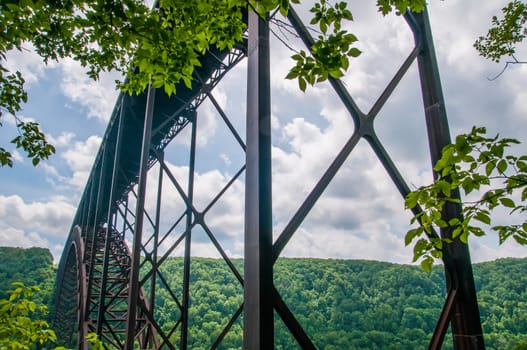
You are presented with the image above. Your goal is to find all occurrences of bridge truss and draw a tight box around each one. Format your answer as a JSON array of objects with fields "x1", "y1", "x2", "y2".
[{"x1": 53, "y1": 4, "x2": 485, "y2": 350}]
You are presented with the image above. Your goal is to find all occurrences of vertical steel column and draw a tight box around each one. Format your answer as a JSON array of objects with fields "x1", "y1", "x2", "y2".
[
  {"x1": 125, "y1": 86, "x2": 156, "y2": 350},
  {"x1": 413, "y1": 9, "x2": 485, "y2": 350},
  {"x1": 148, "y1": 149, "x2": 164, "y2": 346},
  {"x1": 244, "y1": 8, "x2": 274, "y2": 350},
  {"x1": 180, "y1": 110, "x2": 198, "y2": 350},
  {"x1": 82, "y1": 178, "x2": 96, "y2": 242},
  {"x1": 85, "y1": 151, "x2": 107, "y2": 327},
  {"x1": 96, "y1": 99, "x2": 125, "y2": 334}
]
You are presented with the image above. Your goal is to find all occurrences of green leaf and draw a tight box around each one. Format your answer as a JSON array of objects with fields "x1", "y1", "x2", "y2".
[
  {"x1": 285, "y1": 69, "x2": 299, "y2": 80},
  {"x1": 485, "y1": 161, "x2": 496, "y2": 176},
  {"x1": 420, "y1": 256, "x2": 433, "y2": 273},
  {"x1": 460, "y1": 230, "x2": 469, "y2": 244},
  {"x1": 413, "y1": 238, "x2": 429, "y2": 262},
  {"x1": 328, "y1": 69, "x2": 344, "y2": 78},
  {"x1": 500, "y1": 197, "x2": 515, "y2": 208},
  {"x1": 497, "y1": 159, "x2": 508, "y2": 173},
  {"x1": 298, "y1": 76, "x2": 307, "y2": 92},
  {"x1": 405, "y1": 227, "x2": 422, "y2": 246},
  {"x1": 474, "y1": 211, "x2": 491, "y2": 225},
  {"x1": 320, "y1": 20, "x2": 328, "y2": 34},
  {"x1": 462, "y1": 178, "x2": 475, "y2": 195},
  {"x1": 469, "y1": 226, "x2": 486, "y2": 237},
  {"x1": 405, "y1": 191, "x2": 419, "y2": 209},
  {"x1": 448, "y1": 218, "x2": 461, "y2": 226},
  {"x1": 513, "y1": 235, "x2": 527, "y2": 245},
  {"x1": 430, "y1": 249, "x2": 442, "y2": 259},
  {"x1": 516, "y1": 160, "x2": 527, "y2": 172},
  {"x1": 436, "y1": 180, "x2": 451, "y2": 197},
  {"x1": 182, "y1": 75, "x2": 192, "y2": 89},
  {"x1": 452, "y1": 226, "x2": 463, "y2": 239},
  {"x1": 348, "y1": 47, "x2": 361, "y2": 57}
]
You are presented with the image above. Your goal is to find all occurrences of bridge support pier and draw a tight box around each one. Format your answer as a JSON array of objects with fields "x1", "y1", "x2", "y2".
[
  {"x1": 412, "y1": 9, "x2": 485, "y2": 350},
  {"x1": 244, "y1": 8, "x2": 274, "y2": 350}
]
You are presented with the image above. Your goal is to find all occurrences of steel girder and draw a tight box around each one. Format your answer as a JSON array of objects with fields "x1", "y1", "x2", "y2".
[{"x1": 53, "y1": 5, "x2": 485, "y2": 350}]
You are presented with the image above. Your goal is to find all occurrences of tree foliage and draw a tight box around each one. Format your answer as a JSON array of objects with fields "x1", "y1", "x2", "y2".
[
  {"x1": 0, "y1": 0, "x2": 425, "y2": 167},
  {"x1": 405, "y1": 127, "x2": 527, "y2": 271},
  {"x1": 3, "y1": 248, "x2": 527, "y2": 349},
  {"x1": 0, "y1": 247, "x2": 55, "y2": 307},
  {"x1": 0, "y1": 282, "x2": 59, "y2": 349},
  {"x1": 156, "y1": 257, "x2": 527, "y2": 349},
  {"x1": 474, "y1": 0, "x2": 527, "y2": 63}
]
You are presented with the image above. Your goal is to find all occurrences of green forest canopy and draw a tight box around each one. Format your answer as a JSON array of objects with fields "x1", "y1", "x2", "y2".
[{"x1": 0, "y1": 247, "x2": 526, "y2": 349}]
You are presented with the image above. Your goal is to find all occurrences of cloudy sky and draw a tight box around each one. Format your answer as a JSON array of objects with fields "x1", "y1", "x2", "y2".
[{"x1": 1, "y1": 0, "x2": 526, "y2": 265}]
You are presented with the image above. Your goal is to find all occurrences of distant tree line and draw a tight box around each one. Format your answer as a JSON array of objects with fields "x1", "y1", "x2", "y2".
[
  {"x1": 0, "y1": 247, "x2": 55, "y2": 309},
  {"x1": 1, "y1": 247, "x2": 526, "y2": 349}
]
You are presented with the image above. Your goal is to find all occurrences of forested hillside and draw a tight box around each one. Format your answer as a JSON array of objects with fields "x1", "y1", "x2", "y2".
[
  {"x1": 0, "y1": 246, "x2": 55, "y2": 309},
  {"x1": 153, "y1": 257, "x2": 527, "y2": 349},
  {"x1": 1, "y1": 247, "x2": 525, "y2": 349}
]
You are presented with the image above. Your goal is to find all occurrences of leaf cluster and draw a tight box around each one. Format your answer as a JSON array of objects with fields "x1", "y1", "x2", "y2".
[
  {"x1": 0, "y1": 69, "x2": 26, "y2": 118},
  {"x1": 286, "y1": 1, "x2": 360, "y2": 91},
  {"x1": 0, "y1": 0, "x2": 248, "y2": 166},
  {"x1": 474, "y1": 0, "x2": 527, "y2": 62},
  {"x1": 0, "y1": 0, "x2": 428, "y2": 167},
  {"x1": 249, "y1": 0, "x2": 300, "y2": 17},
  {"x1": 123, "y1": 0, "x2": 247, "y2": 95},
  {"x1": 86, "y1": 332, "x2": 105, "y2": 349},
  {"x1": 376, "y1": 0, "x2": 426, "y2": 16},
  {"x1": 405, "y1": 126, "x2": 527, "y2": 271},
  {"x1": 1, "y1": 0, "x2": 248, "y2": 95},
  {"x1": 10, "y1": 122, "x2": 55, "y2": 166},
  {"x1": 0, "y1": 282, "x2": 57, "y2": 349},
  {"x1": 285, "y1": 0, "x2": 425, "y2": 91},
  {"x1": 0, "y1": 0, "x2": 150, "y2": 166}
]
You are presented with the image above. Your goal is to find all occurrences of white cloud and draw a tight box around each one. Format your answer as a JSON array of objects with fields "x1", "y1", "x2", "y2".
[
  {"x1": 173, "y1": 96, "x2": 220, "y2": 148},
  {"x1": 0, "y1": 195, "x2": 75, "y2": 240},
  {"x1": 47, "y1": 131, "x2": 76, "y2": 148},
  {"x1": 59, "y1": 59, "x2": 120, "y2": 123},
  {"x1": 220, "y1": 154, "x2": 232, "y2": 166},
  {"x1": 11, "y1": 150, "x2": 24, "y2": 163},
  {"x1": 471, "y1": 238, "x2": 527, "y2": 263},
  {"x1": 271, "y1": 122, "x2": 415, "y2": 262},
  {"x1": 41, "y1": 163, "x2": 60, "y2": 177},
  {"x1": 4, "y1": 43, "x2": 50, "y2": 86},
  {"x1": 0, "y1": 227, "x2": 50, "y2": 249},
  {"x1": 61, "y1": 135, "x2": 102, "y2": 189}
]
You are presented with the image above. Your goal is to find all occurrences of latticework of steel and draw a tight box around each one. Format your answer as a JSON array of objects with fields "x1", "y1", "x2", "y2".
[{"x1": 53, "y1": 4, "x2": 486, "y2": 350}]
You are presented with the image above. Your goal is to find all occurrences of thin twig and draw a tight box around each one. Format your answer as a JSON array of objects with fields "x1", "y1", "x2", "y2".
[{"x1": 487, "y1": 55, "x2": 527, "y2": 81}]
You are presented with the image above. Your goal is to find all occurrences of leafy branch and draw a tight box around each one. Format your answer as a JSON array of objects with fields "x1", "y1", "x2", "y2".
[
  {"x1": 376, "y1": 0, "x2": 426, "y2": 16},
  {"x1": 474, "y1": 0, "x2": 527, "y2": 63},
  {"x1": 0, "y1": 282, "x2": 59, "y2": 349},
  {"x1": 0, "y1": 0, "x2": 427, "y2": 167},
  {"x1": 285, "y1": 0, "x2": 425, "y2": 91},
  {"x1": 405, "y1": 127, "x2": 527, "y2": 271},
  {"x1": 474, "y1": 0, "x2": 527, "y2": 79},
  {"x1": 11, "y1": 121, "x2": 56, "y2": 166},
  {"x1": 286, "y1": 1, "x2": 360, "y2": 91}
]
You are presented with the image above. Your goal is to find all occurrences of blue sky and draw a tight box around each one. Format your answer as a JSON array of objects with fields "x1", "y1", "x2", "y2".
[{"x1": 1, "y1": 0, "x2": 526, "y2": 264}]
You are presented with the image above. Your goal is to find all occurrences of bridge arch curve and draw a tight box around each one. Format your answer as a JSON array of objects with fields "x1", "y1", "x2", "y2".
[{"x1": 53, "y1": 226, "x2": 88, "y2": 349}]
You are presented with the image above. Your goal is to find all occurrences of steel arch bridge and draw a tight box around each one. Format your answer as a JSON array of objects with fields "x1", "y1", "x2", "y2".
[{"x1": 53, "y1": 4, "x2": 486, "y2": 350}]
